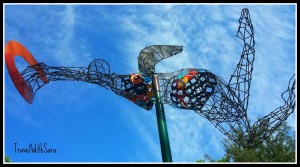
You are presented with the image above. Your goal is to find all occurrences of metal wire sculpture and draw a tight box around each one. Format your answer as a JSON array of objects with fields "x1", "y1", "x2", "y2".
[{"x1": 5, "y1": 8, "x2": 295, "y2": 148}]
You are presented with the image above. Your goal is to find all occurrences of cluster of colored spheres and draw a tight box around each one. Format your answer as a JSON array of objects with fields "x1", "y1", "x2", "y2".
[
  {"x1": 169, "y1": 69, "x2": 217, "y2": 110},
  {"x1": 121, "y1": 69, "x2": 217, "y2": 111},
  {"x1": 122, "y1": 73, "x2": 154, "y2": 110}
]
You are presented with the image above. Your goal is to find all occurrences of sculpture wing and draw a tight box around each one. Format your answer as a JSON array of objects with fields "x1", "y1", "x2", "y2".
[{"x1": 138, "y1": 45, "x2": 183, "y2": 76}]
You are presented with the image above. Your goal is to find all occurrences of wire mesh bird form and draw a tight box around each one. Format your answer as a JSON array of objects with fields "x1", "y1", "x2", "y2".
[{"x1": 5, "y1": 8, "x2": 295, "y2": 148}]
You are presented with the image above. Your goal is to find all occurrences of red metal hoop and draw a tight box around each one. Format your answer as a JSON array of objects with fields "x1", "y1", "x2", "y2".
[{"x1": 5, "y1": 40, "x2": 48, "y2": 103}]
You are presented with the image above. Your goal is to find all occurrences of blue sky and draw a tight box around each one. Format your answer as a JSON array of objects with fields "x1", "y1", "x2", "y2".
[{"x1": 3, "y1": 4, "x2": 296, "y2": 162}]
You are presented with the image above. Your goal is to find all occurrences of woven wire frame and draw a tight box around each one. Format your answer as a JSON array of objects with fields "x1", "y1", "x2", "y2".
[{"x1": 16, "y1": 8, "x2": 295, "y2": 148}]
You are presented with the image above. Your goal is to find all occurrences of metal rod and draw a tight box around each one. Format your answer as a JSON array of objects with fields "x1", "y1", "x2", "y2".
[{"x1": 152, "y1": 74, "x2": 172, "y2": 162}]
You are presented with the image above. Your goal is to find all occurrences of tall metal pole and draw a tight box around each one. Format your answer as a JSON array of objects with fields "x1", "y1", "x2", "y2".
[{"x1": 152, "y1": 75, "x2": 172, "y2": 162}]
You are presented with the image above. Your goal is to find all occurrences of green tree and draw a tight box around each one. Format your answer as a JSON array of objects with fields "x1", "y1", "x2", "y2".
[
  {"x1": 224, "y1": 121, "x2": 295, "y2": 162},
  {"x1": 197, "y1": 154, "x2": 228, "y2": 162},
  {"x1": 5, "y1": 155, "x2": 12, "y2": 162},
  {"x1": 197, "y1": 121, "x2": 295, "y2": 162}
]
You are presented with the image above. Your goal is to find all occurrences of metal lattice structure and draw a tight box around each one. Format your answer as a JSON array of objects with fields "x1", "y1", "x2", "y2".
[{"x1": 5, "y1": 8, "x2": 295, "y2": 148}]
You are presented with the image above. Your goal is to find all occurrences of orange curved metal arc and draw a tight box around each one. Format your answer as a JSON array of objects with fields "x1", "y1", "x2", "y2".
[{"x1": 5, "y1": 40, "x2": 48, "y2": 104}]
